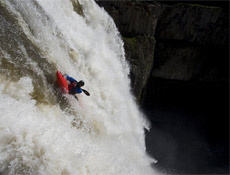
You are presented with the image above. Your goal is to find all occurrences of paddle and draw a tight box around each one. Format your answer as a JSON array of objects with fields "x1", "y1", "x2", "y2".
[{"x1": 82, "y1": 88, "x2": 90, "y2": 96}]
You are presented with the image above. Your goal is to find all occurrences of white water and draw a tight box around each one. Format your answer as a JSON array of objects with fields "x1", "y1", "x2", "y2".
[{"x1": 0, "y1": 0, "x2": 157, "y2": 174}]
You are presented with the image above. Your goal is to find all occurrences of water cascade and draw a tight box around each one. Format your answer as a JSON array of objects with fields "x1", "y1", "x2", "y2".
[{"x1": 0, "y1": 0, "x2": 157, "y2": 174}]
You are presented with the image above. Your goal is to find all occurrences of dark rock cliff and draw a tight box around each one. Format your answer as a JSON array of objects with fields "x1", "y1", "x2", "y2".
[
  {"x1": 144, "y1": 2, "x2": 229, "y2": 109},
  {"x1": 97, "y1": 1, "x2": 229, "y2": 106},
  {"x1": 97, "y1": 1, "x2": 162, "y2": 101}
]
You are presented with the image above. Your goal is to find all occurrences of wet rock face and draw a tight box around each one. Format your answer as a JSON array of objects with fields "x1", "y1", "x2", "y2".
[
  {"x1": 123, "y1": 36, "x2": 155, "y2": 101},
  {"x1": 156, "y1": 4, "x2": 228, "y2": 46},
  {"x1": 152, "y1": 3, "x2": 229, "y2": 83},
  {"x1": 97, "y1": 1, "x2": 162, "y2": 37},
  {"x1": 97, "y1": 1, "x2": 229, "y2": 104},
  {"x1": 97, "y1": 1, "x2": 162, "y2": 101},
  {"x1": 152, "y1": 40, "x2": 228, "y2": 83},
  {"x1": 147, "y1": 2, "x2": 229, "y2": 108}
]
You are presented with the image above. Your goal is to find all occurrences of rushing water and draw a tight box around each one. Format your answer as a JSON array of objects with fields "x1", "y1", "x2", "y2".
[{"x1": 0, "y1": 0, "x2": 157, "y2": 174}]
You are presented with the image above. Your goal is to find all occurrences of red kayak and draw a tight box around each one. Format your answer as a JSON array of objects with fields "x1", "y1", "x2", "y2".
[{"x1": 56, "y1": 71, "x2": 69, "y2": 94}]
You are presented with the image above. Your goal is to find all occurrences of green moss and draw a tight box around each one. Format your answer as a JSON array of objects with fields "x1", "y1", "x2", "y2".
[{"x1": 122, "y1": 37, "x2": 137, "y2": 48}]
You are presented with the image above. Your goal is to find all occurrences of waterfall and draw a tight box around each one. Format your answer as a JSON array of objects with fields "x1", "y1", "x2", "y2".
[{"x1": 0, "y1": 0, "x2": 157, "y2": 174}]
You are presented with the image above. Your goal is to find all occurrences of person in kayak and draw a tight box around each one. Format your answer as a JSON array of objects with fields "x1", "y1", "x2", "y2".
[{"x1": 63, "y1": 74, "x2": 86, "y2": 100}]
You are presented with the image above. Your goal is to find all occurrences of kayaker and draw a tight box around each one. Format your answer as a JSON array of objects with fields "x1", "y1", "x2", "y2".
[{"x1": 63, "y1": 74, "x2": 85, "y2": 100}]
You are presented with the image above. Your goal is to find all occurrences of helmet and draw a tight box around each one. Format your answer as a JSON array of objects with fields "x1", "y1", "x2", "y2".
[{"x1": 78, "y1": 80, "x2": 84, "y2": 87}]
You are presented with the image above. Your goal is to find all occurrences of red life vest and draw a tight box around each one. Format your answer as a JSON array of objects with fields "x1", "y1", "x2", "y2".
[{"x1": 68, "y1": 81, "x2": 77, "y2": 91}]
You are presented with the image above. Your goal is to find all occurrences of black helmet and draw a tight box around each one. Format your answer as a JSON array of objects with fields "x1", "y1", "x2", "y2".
[{"x1": 78, "y1": 80, "x2": 84, "y2": 87}]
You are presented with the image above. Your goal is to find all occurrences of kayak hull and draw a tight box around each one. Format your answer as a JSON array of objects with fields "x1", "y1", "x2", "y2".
[{"x1": 56, "y1": 71, "x2": 69, "y2": 94}]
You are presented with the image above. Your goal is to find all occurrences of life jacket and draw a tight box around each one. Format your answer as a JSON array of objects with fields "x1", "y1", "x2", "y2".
[{"x1": 68, "y1": 81, "x2": 77, "y2": 91}]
